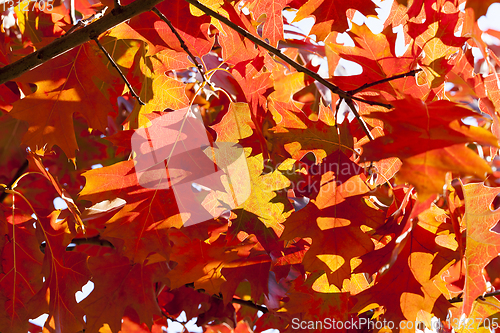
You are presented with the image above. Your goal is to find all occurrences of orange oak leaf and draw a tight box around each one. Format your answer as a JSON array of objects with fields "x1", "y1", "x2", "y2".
[
  {"x1": 27, "y1": 152, "x2": 84, "y2": 232},
  {"x1": 27, "y1": 211, "x2": 90, "y2": 333},
  {"x1": 247, "y1": 0, "x2": 292, "y2": 46},
  {"x1": 281, "y1": 194, "x2": 384, "y2": 288},
  {"x1": 362, "y1": 96, "x2": 497, "y2": 198},
  {"x1": 362, "y1": 96, "x2": 498, "y2": 162},
  {"x1": 353, "y1": 206, "x2": 457, "y2": 328},
  {"x1": 78, "y1": 152, "x2": 194, "y2": 264},
  {"x1": 129, "y1": 73, "x2": 190, "y2": 127},
  {"x1": 482, "y1": 75, "x2": 500, "y2": 156},
  {"x1": 10, "y1": 43, "x2": 121, "y2": 161},
  {"x1": 231, "y1": 66, "x2": 273, "y2": 123},
  {"x1": 15, "y1": 7, "x2": 67, "y2": 48},
  {"x1": 266, "y1": 108, "x2": 353, "y2": 165},
  {"x1": 80, "y1": 108, "x2": 251, "y2": 262},
  {"x1": 328, "y1": 23, "x2": 417, "y2": 98},
  {"x1": 395, "y1": 144, "x2": 491, "y2": 199},
  {"x1": 0, "y1": 206, "x2": 43, "y2": 333},
  {"x1": 166, "y1": 230, "x2": 252, "y2": 295},
  {"x1": 80, "y1": 254, "x2": 170, "y2": 333},
  {"x1": 218, "y1": 4, "x2": 263, "y2": 64},
  {"x1": 211, "y1": 102, "x2": 254, "y2": 143},
  {"x1": 461, "y1": 182, "x2": 500, "y2": 315},
  {"x1": 408, "y1": 1, "x2": 467, "y2": 87}
]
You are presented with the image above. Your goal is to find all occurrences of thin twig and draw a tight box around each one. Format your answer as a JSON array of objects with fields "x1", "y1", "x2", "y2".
[
  {"x1": 334, "y1": 97, "x2": 343, "y2": 128},
  {"x1": 161, "y1": 309, "x2": 188, "y2": 325},
  {"x1": 185, "y1": 283, "x2": 269, "y2": 313},
  {"x1": 345, "y1": 98, "x2": 374, "y2": 141},
  {"x1": 348, "y1": 69, "x2": 422, "y2": 95},
  {"x1": 93, "y1": 38, "x2": 145, "y2": 105},
  {"x1": 183, "y1": 0, "x2": 392, "y2": 109},
  {"x1": 70, "y1": 236, "x2": 115, "y2": 248},
  {"x1": 113, "y1": 0, "x2": 121, "y2": 9},
  {"x1": 0, "y1": 159, "x2": 28, "y2": 203},
  {"x1": 448, "y1": 290, "x2": 500, "y2": 304},
  {"x1": 227, "y1": 296, "x2": 269, "y2": 313},
  {"x1": 40, "y1": 236, "x2": 115, "y2": 253},
  {"x1": 151, "y1": 7, "x2": 209, "y2": 84}
]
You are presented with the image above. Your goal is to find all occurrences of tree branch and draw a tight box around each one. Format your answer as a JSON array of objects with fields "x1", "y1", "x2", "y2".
[
  {"x1": 448, "y1": 290, "x2": 500, "y2": 304},
  {"x1": 185, "y1": 283, "x2": 269, "y2": 314},
  {"x1": 348, "y1": 69, "x2": 422, "y2": 95},
  {"x1": 183, "y1": 0, "x2": 393, "y2": 109},
  {"x1": 0, "y1": 0, "x2": 166, "y2": 85},
  {"x1": 93, "y1": 37, "x2": 145, "y2": 105},
  {"x1": 39, "y1": 235, "x2": 115, "y2": 253}
]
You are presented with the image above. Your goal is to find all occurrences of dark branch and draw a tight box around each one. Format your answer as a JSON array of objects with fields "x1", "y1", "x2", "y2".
[
  {"x1": 93, "y1": 38, "x2": 145, "y2": 105},
  {"x1": 183, "y1": 0, "x2": 393, "y2": 109},
  {"x1": 40, "y1": 235, "x2": 115, "y2": 253},
  {"x1": 0, "y1": 0, "x2": 166, "y2": 85},
  {"x1": 185, "y1": 283, "x2": 269, "y2": 314},
  {"x1": 348, "y1": 69, "x2": 423, "y2": 95},
  {"x1": 151, "y1": 7, "x2": 208, "y2": 84},
  {"x1": 344, "y1": 98, "x2": 374, "y2": 141},
  {"x1": 0, "y1": 159, "x2": 28, "y2": 203},
  {"x1": 228, "y1": 297, "x2": 269, "y2": 313},
  {"x1": 70, "y1": 236, "x2": 115, "y2": 248},
  {"x1": 448, "y1": 290, "x2": 500, "y2": 304}
]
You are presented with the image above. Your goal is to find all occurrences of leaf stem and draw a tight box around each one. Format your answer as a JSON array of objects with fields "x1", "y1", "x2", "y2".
[
  {"x1": 93, "y1": 37, "x2": 145, "y2": 106},
  {"x1": 151, "y1": 7, "x2": 209, "y2": 84}
]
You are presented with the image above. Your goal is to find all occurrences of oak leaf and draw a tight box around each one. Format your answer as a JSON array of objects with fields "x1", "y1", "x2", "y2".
[
  {"x1": 0, "y1": 207, "x2": 43, "y2": 333},
  {"x1": 461, "y1": 182, "x2": 500, "y2": 315},
  {"x1": 10, "y1": 43, "x2": 121, "y2": 161}
]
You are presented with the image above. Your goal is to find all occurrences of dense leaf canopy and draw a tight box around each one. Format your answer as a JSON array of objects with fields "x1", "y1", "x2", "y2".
[{"x1": 2, "y1": 0, "x2": 500, "y2": 332}]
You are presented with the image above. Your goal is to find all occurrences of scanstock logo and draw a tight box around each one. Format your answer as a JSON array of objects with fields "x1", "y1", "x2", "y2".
[{"x1": 131, "y1": 107, "x2": 251, "y2": 226}]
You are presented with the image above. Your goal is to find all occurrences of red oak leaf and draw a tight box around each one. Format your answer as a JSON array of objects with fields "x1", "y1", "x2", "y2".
[{"x1": 293, "y1": 0, "x2": 378, "y2": 41}]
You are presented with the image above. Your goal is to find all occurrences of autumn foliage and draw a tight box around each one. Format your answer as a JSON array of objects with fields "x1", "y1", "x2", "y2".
[{"x1": 3, "y1": 0, "x2": 500, "y2": 332}]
